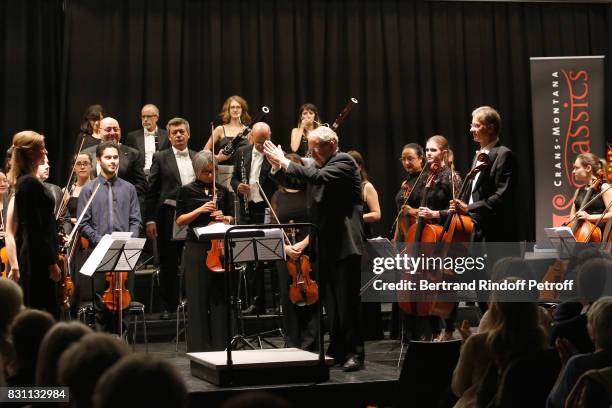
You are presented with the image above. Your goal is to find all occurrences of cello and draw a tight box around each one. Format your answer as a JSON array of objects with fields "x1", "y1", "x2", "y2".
[
  {"x1": 391, "y1": 162, "x2": 429, "y2": 246},
  {"x1": 398, "y1": 162, "x2": 443, "y2": 316}
]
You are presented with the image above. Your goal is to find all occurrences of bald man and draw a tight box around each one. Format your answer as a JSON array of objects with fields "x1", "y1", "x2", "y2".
[
  {"x1": 230, "y1": 122, "x2": 278, "y2": 314},
  {"x1": 82, "y1": 117, "x2": 147, "y2": 196}
]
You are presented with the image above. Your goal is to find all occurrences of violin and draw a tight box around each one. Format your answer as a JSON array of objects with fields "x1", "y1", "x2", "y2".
[
  {"x1": 206, "y1": 189, "x2": 226, "y2": 273},
  {"x1": 391, "y1": 163, "x2": 430, "y2": 245},
  {"x1": 102, "y1": 271, "x2": 131, "y2": 311},
  {"x1": 399, "y1": 162, "x2": 443, "y2": 316},
  {"x1": 56, "y1": 220, "x2": 75, "y2": 311},
  {"x1": 287, "y1": 225, "x2": 318, "y2": 306},
  {"x1": 0, "y1": 243, "x2": 7, "y2": 279}
]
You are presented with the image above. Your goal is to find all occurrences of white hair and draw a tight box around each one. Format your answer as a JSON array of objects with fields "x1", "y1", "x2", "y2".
[{"x1": 309, "y1": 126, "x2": 338, "y2": 144}]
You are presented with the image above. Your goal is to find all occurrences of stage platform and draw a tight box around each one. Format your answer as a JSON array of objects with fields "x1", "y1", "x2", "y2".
[{"x1": 133, "y1": 338, "x2": 402, "y2": 407}]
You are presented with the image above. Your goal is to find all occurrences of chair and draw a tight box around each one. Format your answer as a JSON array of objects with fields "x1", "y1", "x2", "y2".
[
  {"x1": 395, "y1": 339, "x2": 462, "y2": 408},
  {"x1": 491, "y1": 348, "x2": 561, "y2": 407},
  {"x1": 128, "y1": 301, "x2": 148, "y2": 352}
]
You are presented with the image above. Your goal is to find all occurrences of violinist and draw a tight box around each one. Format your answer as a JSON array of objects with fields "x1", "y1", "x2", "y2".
[
  {"x1": 65, "y1": 153, "x2": 94, "y2": 230},
  {"x1": 270, "y1": 153, "x2": 317, "y2": 350},
  {"x1": 4, "y1": 131, "x2": 61, "y2": 318},
  {"x1": 570, "y1": 153, "x2": 612, "y2": 232},
  {"x1": 78, "y1": 141, "x2": 141, "y2": 332},
  {"x1": 176, "y1": 150, "x2": 233, "y2": 352}
]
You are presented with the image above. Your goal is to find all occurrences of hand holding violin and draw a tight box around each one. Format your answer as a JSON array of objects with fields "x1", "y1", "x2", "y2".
[
  {"x1": 285, "y1": 244, "x2": 302, "y2": 261},
  {"x1": 48, "y1": 264, "x2": 61, "y2": 282},
  {"x1": 449, "y1": 199, "x2": 468, "y2": 215}
]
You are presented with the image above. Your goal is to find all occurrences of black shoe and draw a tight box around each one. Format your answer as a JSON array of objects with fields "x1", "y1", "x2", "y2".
[
  {"x1": 342, "y1": 356, "x2": 364, "y2": 372},
  {"x1": 160, "y1": 310, "x2": 170, "y2": 320}
]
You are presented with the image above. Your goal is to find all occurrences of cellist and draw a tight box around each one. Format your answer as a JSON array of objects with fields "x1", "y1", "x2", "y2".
[
  {"x1": 569, "y1": 153, "x2": 612, "y2": 234},
  {"x1": 176, "y1": 150, "x2": 233, "y2": 352}
]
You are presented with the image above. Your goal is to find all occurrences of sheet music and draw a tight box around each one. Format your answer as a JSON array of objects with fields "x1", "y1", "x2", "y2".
[
  {"x1": 80, "y1": 234, "x2": 114, "y2": 276},
  {"x1": 116, "y1": 238, "x2": 146, "y2": 271}
]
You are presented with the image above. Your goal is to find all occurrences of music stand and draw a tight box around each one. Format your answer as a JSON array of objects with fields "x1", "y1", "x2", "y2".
[
  {"x1": 221, "y1": 224, "x2": 323, "y2": 385},
  {"x1": 544, "y1": 227, "x2": 576, "y2": 259},
  {"x1": 80, "y1": 233, "x2": 146, "y2": 338}
]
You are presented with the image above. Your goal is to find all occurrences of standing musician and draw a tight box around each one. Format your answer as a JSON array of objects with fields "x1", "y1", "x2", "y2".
[
  {"x1": 78, "y1": 141, "x2": 141, "y2": 332},
  {"x1": 125, "y1": 104, "x2": 170, "y2": 175},
  {"x1": 449, "y1": 106, "x2": 517, "y2": 243},
  {"x1": 37, "y1": 155, "x2": 63, "y2": 215},
  {"x1": 230, "y1": 122, "x2": 277, "y2": 314},
  {"x1": 270, "y1": 153, "x2": 317, "y2": 350},
  {"x1": 75, "y1": 104, "x2": 105, "y2": 151},
  {"x1": 204, "y1": 95, "x2": 251, "y2": 164},
  {"x1": 263, "y1": 126, "x2": 365, "y2": 372},
  {"x1": 5, "y1": 131, "x2": 61, "y2": 318},
  {"x1": 407, "y1": 135, "x2": 460, "y2": 341},
  {"x1": 176, "y1": 150, "x2": 233, "y2": 352},
  {"x1": 145, "y1": 117, "x2": 196, "y2": 320},
  {"x1": 290, "y1": 104, "x2": 321, "y2": 157},
  {"x1": 570, "y1": 153, "x2": 612, "y2": 233}
]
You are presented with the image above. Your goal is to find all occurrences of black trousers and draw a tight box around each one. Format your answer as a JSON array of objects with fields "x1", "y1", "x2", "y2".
[
  {"x1": 240, "y1": 201, "x2": 267, "y2": 311},
  {"x1": 156, "y1": 205, "x2": 184, "y2": 311},
  {"x1": 183, "y1": 240, "x2": 228, "y2": 352},
  {"x1": 323, "y1": 254, "x2": 364, "y2": 363}
]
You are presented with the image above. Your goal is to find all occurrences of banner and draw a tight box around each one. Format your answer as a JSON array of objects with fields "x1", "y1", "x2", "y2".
[{"x1": 530, "y1": 56, "x2": 605, "y2": 247}]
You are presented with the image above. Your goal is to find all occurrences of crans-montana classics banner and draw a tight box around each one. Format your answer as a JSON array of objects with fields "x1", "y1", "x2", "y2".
[{"x1": 530, "y1": 56, "x2": 604, "y2": 247}]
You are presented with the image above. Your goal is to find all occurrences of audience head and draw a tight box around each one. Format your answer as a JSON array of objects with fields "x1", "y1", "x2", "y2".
[
  {"x1": 79, "y1": 104, "x2": 105, "y2": 137},
  {"x1": 10, "y1": 309, "x2": 55, "y2": 383},
  {"x1": 35, "y1": 322, "x2": 93, "y2": 386},
  {"x1": 577, "y1": 258, "x2": 612, "y2": 303},
  {"x1": 140, "y1": 104, "x2": 160, "y2": 133},
  {"x1": 0, "y1": 278, "x2": 23, "y2": 336},
  {"x1": 93, "y1": 353, "x2": 187, "y2": 408},
  {"x1": 220, "y1": 95, "x2": 251, "y2": 125},
  {"x1": 220, "y1": 391, "x2": 291, "y2": 408},
  {"x1": 58, "y1": 332, "x2": 129, "y2": 408},
  {"x1": 8, "y1": 131, "x2": 47, "y2": 185},
  {"x1": 166, "y1": 117, "x2": 191, "y2": 151},
  {"x1": 490, "y1": 257, "x2": 535, "y2": 282},
  {"x1": 587, "y1": 296, "x2": 612, "y2": 351}
]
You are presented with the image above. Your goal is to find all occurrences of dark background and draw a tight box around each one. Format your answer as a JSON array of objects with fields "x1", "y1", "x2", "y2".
[{"x1": 2, "y1": 0, "x2": 611, "y2": 241}]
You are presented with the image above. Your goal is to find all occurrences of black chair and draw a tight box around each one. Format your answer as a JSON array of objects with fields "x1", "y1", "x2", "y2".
[
  {"x1": 395, "y1": 339, "x2": 462, "y2": 408},
  {"x1": 489, "y1": 348, "x2": 561, "y2": 408}
]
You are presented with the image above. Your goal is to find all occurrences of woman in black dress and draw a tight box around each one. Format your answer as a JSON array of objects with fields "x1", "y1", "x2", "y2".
[
  {"x1": 5, "y1": 131, "x2": 61, "y2": 318},
  {"x1": 204, "y1": 95, "x2": 252, "y2": 165},
  {"x1": 290, "y1": 104, "x2": 321, "y2": 157},
  {"x1": 176, "y1": 150, "x2": 233, "y2": 351}
]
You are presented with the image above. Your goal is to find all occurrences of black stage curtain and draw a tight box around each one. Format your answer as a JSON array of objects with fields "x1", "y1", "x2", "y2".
[
  {"x1": 4, "y1": 1, "x2": 612, "y2": 241},
  {"x1": 0, "y1": 0, "x2": 63, "y2": 173}
]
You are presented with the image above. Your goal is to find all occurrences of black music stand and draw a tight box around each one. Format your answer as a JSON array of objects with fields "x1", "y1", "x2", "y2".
[{"x1": 80, "y1": 234, "x2": 145, "y2": 338}]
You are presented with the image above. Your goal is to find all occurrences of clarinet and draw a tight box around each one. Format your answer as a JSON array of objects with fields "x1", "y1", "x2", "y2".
[
  {"x1": 221, "y1": 106, "x2": 270, "y2": 157},
  {"x1": 240, "y1": 156, "x2": 249, "y2": 219}
]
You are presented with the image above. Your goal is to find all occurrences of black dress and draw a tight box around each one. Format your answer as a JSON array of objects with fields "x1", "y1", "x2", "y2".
[
  {"x1": 574, "y1": 186, "x2": 606, "y2": 218},
  {"x1": 294, "y1": 133, "x2": 309, "y2": 157},
  {"x1": 214, "y1": 126, "x2": 249, "y2": 166},
  {"x1": 15, "y1": 174, "x2": 60, "y2": 317},
  {"x1": 272, "y1": 189, "x2": 317, "y2": 350},
  {"x1": 176, "y1": 180, "x2": 232, "y2": 351}
]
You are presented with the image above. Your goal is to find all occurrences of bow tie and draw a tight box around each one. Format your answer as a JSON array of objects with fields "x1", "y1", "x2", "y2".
[{"x1": 175, "y1": 150, "x2": 189, "y2": 157}]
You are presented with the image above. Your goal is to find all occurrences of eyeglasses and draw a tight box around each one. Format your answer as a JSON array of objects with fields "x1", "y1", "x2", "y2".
[
  {"x1": 75, "y1": 161, "x2": 91, "y2": 167},
  {"x1": 141, "y1": 115, "x2": 158, "y2": 119},
  {"x1": 102, "y1": 127, "x2": 120, "y2": 133}
]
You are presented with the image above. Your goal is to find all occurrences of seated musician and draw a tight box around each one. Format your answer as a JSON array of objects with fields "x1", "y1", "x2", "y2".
[
  {"x1": 77, "y1": 141, "x2": 141, "y2": 333},
  {"x1": 176, "y1": 150, "x2": 233, "y2": 352}
]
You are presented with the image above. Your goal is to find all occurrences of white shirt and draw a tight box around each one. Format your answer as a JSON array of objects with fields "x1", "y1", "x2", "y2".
[
  {"x1": 172, "y1": 147, "x2": 195, "y2": 186},
  {"x1": 143, "y1": 127, "x2": 158, "y2": 170},
  {"x1": 248, "y1": 147, "x2": 265, "y2": 203},
  {"x1": 469, "y1": 138, "x2": 499, "y2": 204}
]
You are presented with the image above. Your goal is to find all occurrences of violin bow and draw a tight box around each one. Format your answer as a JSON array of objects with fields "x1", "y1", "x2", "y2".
[
  {"x1": 254, "y1": 181, "x2": 292, "y2": 245},
  {"x1": 389, "y1": 161, "x2": 431, "y2": 235}
]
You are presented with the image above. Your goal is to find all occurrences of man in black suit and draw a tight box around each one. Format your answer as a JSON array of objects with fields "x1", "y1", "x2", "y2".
[
  {"x1": 264, "y1": 126, "x2": 365, "y2": 371},
  {"x1": 125, "y1": 104, "x2": 169, "y2": 175},
  {"x1": 230, "y1": 122, "x2": 277, "y2": 314},
  {"x1": 450, "y1": 106, "x2": 517, "y2": 243},
  {"x1": 145, "y1": 117, "x2": 196, "y2": 319},
  {"x1": 82, "y1": 117, "x2": 148, "y2": 197}
]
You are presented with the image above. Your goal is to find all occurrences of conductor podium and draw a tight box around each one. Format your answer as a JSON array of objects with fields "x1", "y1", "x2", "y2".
[{"x1": 188, "y1": 223, "x2": 331, "y2": 387}]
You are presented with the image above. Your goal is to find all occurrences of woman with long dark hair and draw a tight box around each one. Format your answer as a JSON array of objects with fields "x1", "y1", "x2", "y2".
[
  {"x1": 290, "y1": 103, "x2": 321, "y2": 157},
  {"x1": 76, "y1": 104, "x2": 105, "y2": 151}
]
